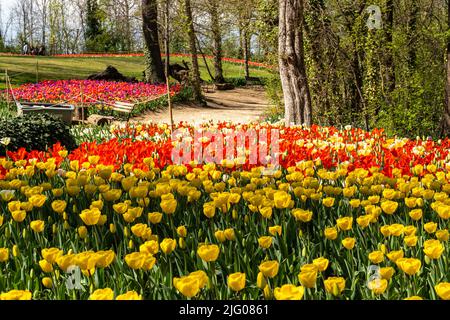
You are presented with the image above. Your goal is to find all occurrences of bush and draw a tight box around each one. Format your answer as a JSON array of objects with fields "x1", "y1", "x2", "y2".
[{"x1": 0, "y1": 113, "x2": 77, "y2": 156}]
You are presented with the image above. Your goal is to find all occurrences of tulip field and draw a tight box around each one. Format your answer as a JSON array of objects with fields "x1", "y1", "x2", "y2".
[{"x1": 1, "y1": 123, "x2": 450, "y2": 300}]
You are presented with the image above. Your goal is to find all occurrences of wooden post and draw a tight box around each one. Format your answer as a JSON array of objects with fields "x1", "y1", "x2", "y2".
[
  {"x1": 5, "y1": 70, "x2": 10, "y2": 110},
  {"x1": 36, "y1": 57, "x2": 39, "y2": 83},
  {"x1": 165, "y1": 0, "x2": 174, "y2": 131}
]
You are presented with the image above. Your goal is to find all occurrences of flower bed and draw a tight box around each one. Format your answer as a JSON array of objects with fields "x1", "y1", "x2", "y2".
[
  {"x1": 8, "y1": 80, "x2": 180, "y2": 106},
  {"x1": 0, "y1": 123, "x2": 450, "y2": 300}
]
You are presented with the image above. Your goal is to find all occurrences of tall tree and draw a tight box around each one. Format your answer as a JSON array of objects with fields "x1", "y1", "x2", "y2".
[
  {"x1": 444, "y1": 0, "x2": 450, "y2": 136},
  {"x1": 207, "y1": 0, "x2": 225, "y2": 83},
  {"x1": 142, "y1": 0, "x2": 165, "y2": 83},
  {"x1": 278, "y1": 0, "x2": 312, "y2": 126},
  {"x1": 184, "y1": 0, "x2": 203, "y2": 103}
]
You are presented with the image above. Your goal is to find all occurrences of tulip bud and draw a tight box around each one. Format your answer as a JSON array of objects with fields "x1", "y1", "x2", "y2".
[
  {"x1": 63, "y1": 212, "x2": 68, "y2": 220},
  {"x1": 48, "y1": 216, "x2": 53, "y2": 224},
  {"x1": 5, "y1": 228, "x2": 10, "y2": 239},
  {"x1": 78, "y1": 226, "x2": 88, "y2": 239},
  {"x1": 73, "y1": 204, "x2": 78, "y2": 213},
  {"x1": 244, "y1": 215, "x2": 249, "y2": 223},
  {"x1": 263, "y1": 285, "x2": 271, "y2": 299},
  {"x1": 52, "y1": 224, "x2": 58, "y2": 234},
  {"x1": 42, "y1": 277, "x2": 53, "y2": 289},
  {"x1": 128, "y1": 239, "x2": 134, "y2": 250},
  {"x1": 298, "y1": 229, "x2": 303, "y2": 238},
  {"x1": 179, "y1": 237, "x2": 186, "y2": 249},
  {"x1": 55, "y1": 269, "x2": 60, "y2": 279},
  {"x1": 63, "y1": 221, "x2": 70, "y2": 230},
  {"x1": 302, "y1": 247, "x2": 307, "y2": 257},
  {"x1": 424, "y1": 255, "x2": 431, "y2": 265},
  {"x1": 257, "y1": 272, "x2": 267, "y2": 289},
  {"x1": 109, "y1": 223, "x2": 116, "y2": 234},
  {"x1": 22, "y1": 228, "x2": 27, "y2": 240},
  {"x1": 13, "y1": 245, "x2": 20, "y2": 257},
  {"x1": 124, "y1": 227, "x2": 129, "y2": 238},
  {"x1": 232, "y1": 209, "x2": 238, "y2": 220},
  {"x1": 30, "y1": 268, "x2": 34, "y2": 279}
]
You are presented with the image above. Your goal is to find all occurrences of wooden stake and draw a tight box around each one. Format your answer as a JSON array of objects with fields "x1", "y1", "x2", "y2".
[{"x1": 165, "y1": 0, "x2": 174, "y2": 131}]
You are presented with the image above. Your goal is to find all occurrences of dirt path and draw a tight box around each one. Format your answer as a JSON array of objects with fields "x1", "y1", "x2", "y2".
[{"x1": 132, "y1": 86, "x2": 270, "y2": 124}]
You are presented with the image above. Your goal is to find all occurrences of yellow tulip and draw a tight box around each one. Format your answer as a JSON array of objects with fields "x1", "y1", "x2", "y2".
[
  {"x1": 404, "y1": 296, "x2": 423, "y2": 300},
  {"x1": 381, "y1": 200, "x2": 398, "y2": 215},
  {"x1": 160, "y1": 238, "x2": 177, "y2": 254},
  {"x1": 324, "y1": 277, "x2": 346, "y2": 296},
  {"x1": 257, "y1": 272, "x2": 267, "y2": 289},
  {"x1": 423, "y1": 240, "x2": 445, "y2": 260},
  {"x1": 30, "y1": 220, "x2": 45, "y2": 233},
  {"x1": 41, "y1": 248, "x2": 63, "y2": 264},
  {"x1": 409, "y1": 209, "x2": 423, "y2": 221},
  {"x1": 298, "y1": 269, "x2": 318, "y2": 288},
  {"x1": 148, "y1": 212, "x2": 163, "y2": 224},
  {"x1": 203, "y1": 202, "x2": 216, "y2": 218},
  {"x1": 386, "y1": 250, "x2": 404, "y2": 262},
  {"x1": 177, "y1": 226, "x2": 187, "y2": 238},
  {"x1": 404, "y1": 235, "x2": 418, "y2": 247},
  {"x1": 379, "y1": 267, "x2": 395, "y2": 280},
  {"x1": 424, "y1": 222, "x2": 438, "y2": 234},
  {"x1": 274, "y1": 284, "x2": 304, "y2": 300},
  {"x1": 39, "y1": 259, "x2": 53, "y2": 273},
  {"x1": 259, "y1": 206, "x2": 273, "y2": 219},
  {"x1": 224, "y1": 228, "x2": 235, "y2": 241},
  {"x1": 435, "y1": 282, "x2": 450, "y2": 300},
  {"x1": 189, "y1": 270, "x2": 209, "y2": 289},
  {"x1": 173, "y1": 276, "x2": 200, "y2": 298},
  {"x1": 227, "y1": 272, "x2": 246, "y2": 292},
  {"x1": 258, "y1": 260, "x2": 279, "y2": 278},
  {"x1": 89, "y1": 288, "x2": 114, "y2": 300},
  {"x1": 78, "y1": 226, "x2": 88, "y2": 239},
  {"x1": 312, "y1": 257, "x2": 329, "y2": 272},
  {"x1": 368, "y1": 278, "x2": 388, "y2": 295},
  {"x1": 197, "y1": 244, "x2": 220, "y2": 262},
  {"x1": 51, "y1": 200, "x2": 67, "y2": 214},
  {"x1": 342, "y1": 237, "x2": 356, "y2": 250},
  {"x1": 0, "y1": 290, "x2": 32, "y2": 300},
  {"x1": 396, "y1": 258, "x2": 421, "y2": 276},
  {"x1": 160, "y1": 198, "x2": 177, "y2": 215},
  {"x1": 436, "y1": 229, "x2": 449, "y2": 242},
  {"x1": 258, "y1": 236, "x2": 273, "y2": 249},
  {"x1": 324, "y1": 227, "x2": 338, "y2": 240},
  {"x1": 322, "y1": 197, "x2": 335, "y2": 208},
  {"x1": 292, "y1": 208, "x2": 313, "y2": 222},
  {"x1": 29, "y1": 194, "x2": 47, "y2": 208},
  {"x1": 336, "y1": 217, "x2": 353, "y2": 231},
  {"x1": 0, "y1": 248, "x2": 9, "y2": 262},
  {"x1": 268, "y1": 225, "x2": 282, "y2": 236},
  {"x1": 95, "y1": 250, "x2": 115, "y2": 268},
  {"x1": 368, "y1": 251, "x2": 384, "y2": 264},
  {"x1": 79, "y1": 208, "x2": 101, "y2": 226},
  {"x1": 116, "y1": 291, "x2": 142, "y2": 300},
  {"x1": 42, "y1": 277, "x2": 53, "y2": 289},
  {"x1": 11, "y1": 210, "x2": 26, "y2": 222}
]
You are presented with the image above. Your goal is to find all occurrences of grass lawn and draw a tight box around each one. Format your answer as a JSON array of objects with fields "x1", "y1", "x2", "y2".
[{"x1": 0, "y1": 55, "x2": 272, "y2": 90}]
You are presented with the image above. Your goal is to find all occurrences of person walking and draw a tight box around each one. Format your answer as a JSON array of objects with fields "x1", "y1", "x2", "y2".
[{"x1": 22, "y1": 42, "x2": 29, "y2": 55}]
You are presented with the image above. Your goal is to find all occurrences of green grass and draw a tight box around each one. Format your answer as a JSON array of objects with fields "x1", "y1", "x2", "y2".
[{"x1": 0, "y1": 55, "x2": 271, "y2": 90}]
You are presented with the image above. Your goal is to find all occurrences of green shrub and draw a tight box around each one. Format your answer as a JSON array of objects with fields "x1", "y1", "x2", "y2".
[{"x1": 0, "y1": 113, "x2": 77, "y2": 156}]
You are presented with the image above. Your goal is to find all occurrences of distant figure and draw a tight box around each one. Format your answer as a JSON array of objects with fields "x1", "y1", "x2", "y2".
[
  {"x1": 22, "y1": 43, "x2": 29, "y2": 55},
  {"x1": 31, "y1": 47, "x2": 38, "y2": 56},
  {"x1": 38, "y1": 45, "x2": 46, "y2": 56}
]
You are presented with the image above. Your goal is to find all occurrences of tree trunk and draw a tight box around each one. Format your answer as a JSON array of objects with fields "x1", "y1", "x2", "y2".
[
  {"x1": 278, "y1": 0, "x2": 312, "y2": 126},
  {"x1": 208, "y1": 0, "x2": 225, "y2": 83},
  {"x1": 142, "y1": 0, "x2": 165, "y2": 83},
  {"x1": 243, "y1": 28, "x2": 250, "y2": 79},
  {"x1": 385, "y1": 0, "x2": 395, "y2": 93},
  {"x1": 444, "y1": 1, "x2": 450, "y2": 136},
  {"x1": 184, "y1": 0, "x2": 203, "y2": 103}
]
